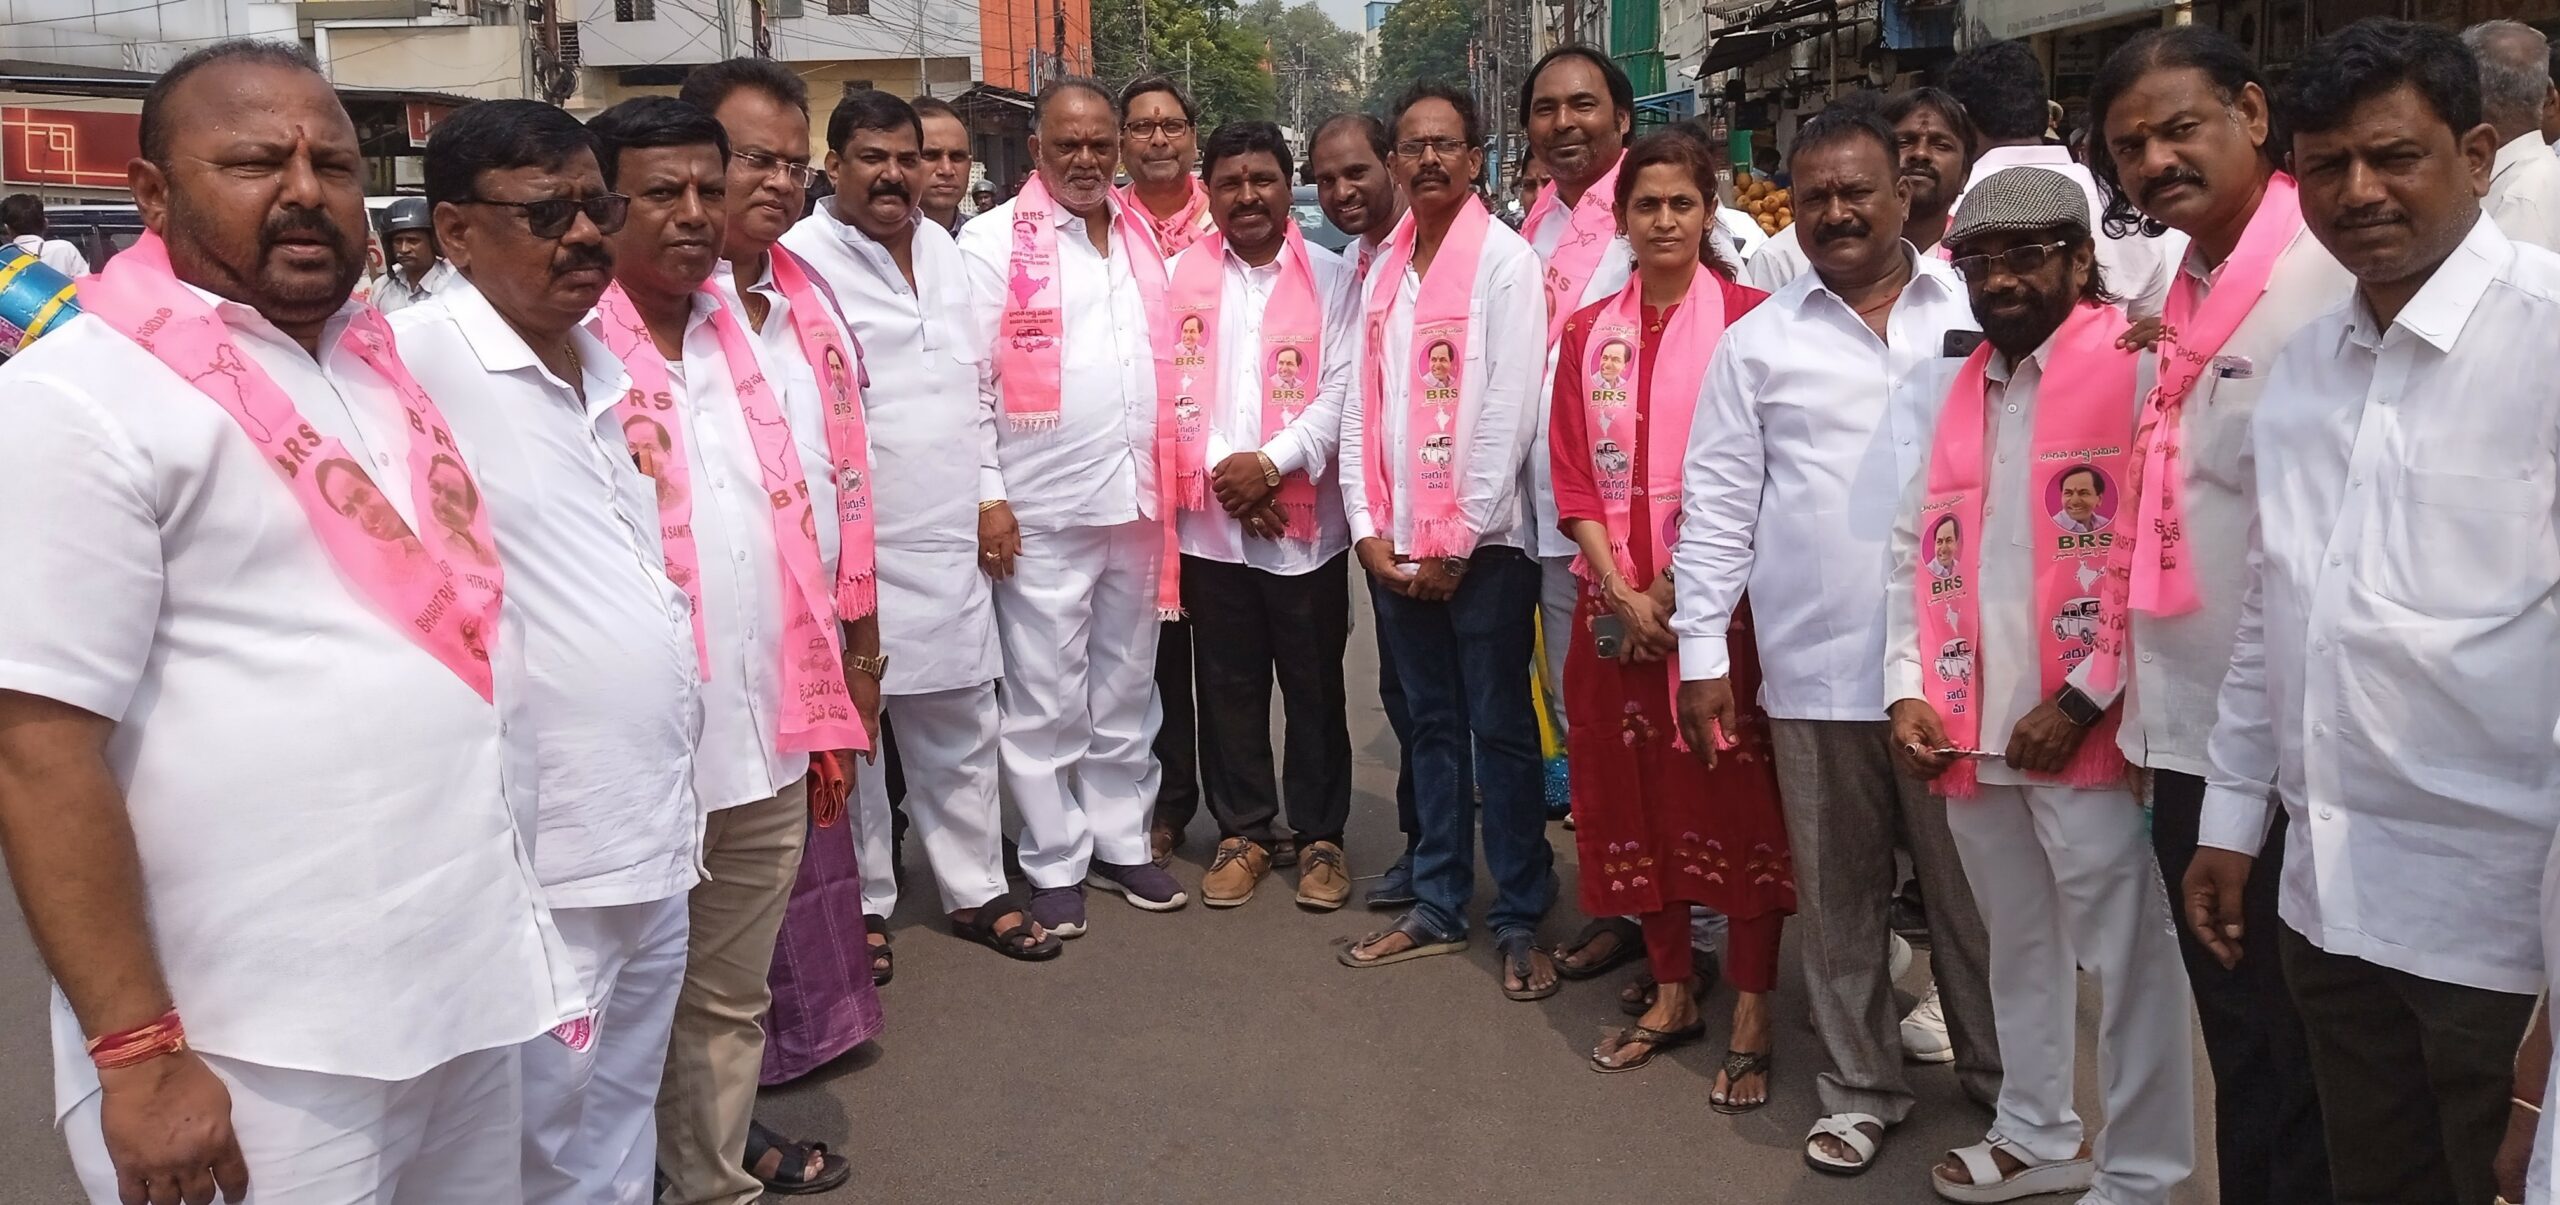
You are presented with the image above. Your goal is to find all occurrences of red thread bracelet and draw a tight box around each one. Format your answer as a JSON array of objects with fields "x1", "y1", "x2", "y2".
[{"x1": 86, "y1": 1008, "x2": 186, "y2": 1071}]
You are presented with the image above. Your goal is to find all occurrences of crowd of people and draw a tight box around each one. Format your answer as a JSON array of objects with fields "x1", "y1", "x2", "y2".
[{"x1": 3, "y1": 12, "x2": 2560, "y2": 1205}]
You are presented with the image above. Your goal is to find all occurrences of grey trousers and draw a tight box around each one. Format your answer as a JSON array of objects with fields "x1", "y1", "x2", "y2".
[{"x1": 1770, "y1": 718, "x2": 2001, "y2": 1122}]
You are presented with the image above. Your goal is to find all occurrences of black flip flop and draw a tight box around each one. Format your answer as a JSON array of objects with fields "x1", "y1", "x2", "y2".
[
  {"x1": 862, "y1": 913, "x2": 892, "y2": 986},
  {"x1": 952, "y1": 889, "x2": 1061, "y2": 962},
  {"x1": 1711, "y1": 1048, "x2": 1775, "y2": 1113},
  {"x1": 1497, "y1": 932, "x2": 1560, "y2": 1002},
  {"x1": 1589, "y1": 1020, "x2": 1706, "y2": 1073},
  {"x1": 1554, "y1": 917, "x2": 1643, "y2": 981},
  {"x1": 743, "y1": 1120, "x2": 853, "y2": 1197}
]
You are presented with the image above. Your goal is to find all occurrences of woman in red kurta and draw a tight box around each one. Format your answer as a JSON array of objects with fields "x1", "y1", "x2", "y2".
[{"x1": 1549, "y1": 132, "x2": 1795, "y2": 1106}]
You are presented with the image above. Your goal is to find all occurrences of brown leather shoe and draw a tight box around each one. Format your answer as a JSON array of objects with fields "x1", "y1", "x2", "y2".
[
  {"x1": 1201, "y1": 837, "x2": 1270, "y2": 908},
  {"x1": 1294, "y1": 840, "x2": 1351, "y2": 911}
]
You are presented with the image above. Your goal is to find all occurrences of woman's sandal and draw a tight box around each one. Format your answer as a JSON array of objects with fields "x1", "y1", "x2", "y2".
[
  {"x1": 862, "y1": 913, "x2": 892, "y2": 986},
  {"x1": 952, "y1": 890, "x2": 1061, "y2": 962},
  {"x1": 1588, "y1": 1019, "x2": 1705, "y2": 1073},
  {"x1": 1709, "y1": 1047, "x2": 1774, "y2": 1114},
  {"x1": 1554, "y1": 917, "x2": 1643, "y2": 980},
  {"x1": 1497, "y1": 932, "x2": 1560, "y2": 1001},
  {"x1": 743, "y1": 1119, "x2": 854, "y2": 1197}
]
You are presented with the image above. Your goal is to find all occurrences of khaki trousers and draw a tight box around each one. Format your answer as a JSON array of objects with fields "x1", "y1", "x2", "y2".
[{"x1": 655, "y1": 779, "x2": 810, "y2": 1205}]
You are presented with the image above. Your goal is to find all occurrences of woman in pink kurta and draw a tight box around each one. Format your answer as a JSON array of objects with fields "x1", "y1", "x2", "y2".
[{"x1": 1548, "y1": 132, "x2": 1795, "y2": 1107}]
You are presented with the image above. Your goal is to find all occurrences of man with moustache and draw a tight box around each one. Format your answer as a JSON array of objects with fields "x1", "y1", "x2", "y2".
[
  {"x1": 1886, "y1": 167, "x2": 2195, "y2": 1205},
  {"x1": 1746, "y1": 89, "x2": 1972, "y2": 290},
  {"x1": 780, "y1": 88, "x2": 1045, "y2": 967},
  {"x1": 1674, "y1": 106, "x2": 2000, "y2": 1177},
  {"x1": 2464, "y1": 21, "x2": 2560, "y2": 253},
  {"x1": 673, "y1": 60, "x2": 884, "y2": 1202},
  {"x1": 2183, "y1": 20, "x2": 2560, "y2": 1202},
  {"x1": 0, "y1": 41, "x2": 581, "y2": 1202},
  {"x1": 372, "y1": 196, "x2": 455, "y2": 314},
  {"x1": 1335, "y1": 84, "x2": 1556, "y2": 1001},
  {"x1": 1303, "y1": 109, "x2": 1427, "y2": 909},
  {"x1": 913, "y1": 95, "x2": 974, "y2": 235},
  {"x1": 1945, "y1": 39, "x2": 2181, "y2": 316},
  {"x1": 2080, "y1": 27, "x2": 2352, "y2": 1201},
  {"x1": 393, "y1": 97, "x2": 705, "y2": 1205},
  {"x1": 958, "y1": 78, "x2": 1191, "y2": 937},
  {"x1": 1168, "y1": 121, "x2": 1359, "y2": 911}
]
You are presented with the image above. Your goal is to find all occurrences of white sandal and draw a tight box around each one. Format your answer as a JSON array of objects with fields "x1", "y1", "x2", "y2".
[
  {"x1": 1929, "y1": 1139, "x2": 2095, "y2": 1203},
  {"x1": 1803, "y1": 1112, "x2": 1885, "y2": 1176}
]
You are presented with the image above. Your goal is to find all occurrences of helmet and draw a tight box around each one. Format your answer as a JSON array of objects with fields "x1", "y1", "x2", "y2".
[{"x1": 378, "y1": 196, "x2": 432, "y2": 235}]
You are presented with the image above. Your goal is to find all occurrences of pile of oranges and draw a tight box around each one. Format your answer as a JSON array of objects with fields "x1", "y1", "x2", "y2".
[{"x1": 1735, "y1": 174, "x2": 1792, "y2": 234}]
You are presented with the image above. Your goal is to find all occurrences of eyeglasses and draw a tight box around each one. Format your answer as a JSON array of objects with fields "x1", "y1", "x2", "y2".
[
  {"x1": 1123, "y1": 118, "x2": 1193, "y2": 140},
  {"x1": 1393, "y1": 138, "x2": 1472, "y2": 161},
  {"x1": 458, "y1": 193, "x2": 630, "y2": 239},
  {"x1": 731, "y1": 150, "x2": 822, "y2": 189},
  {"x1": 1948, "y1": 240, "x2": 2073, "y2": 283}
]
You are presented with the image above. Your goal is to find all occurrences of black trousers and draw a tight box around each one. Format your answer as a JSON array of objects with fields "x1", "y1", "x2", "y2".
[
  {"x1": 2150, "y1": 771, "x2": 2331, "y2": 1204},
  {"x1": 1149, "y1": 616, "x2": 1210, "y2": 838},
  {"x1": 1184, "y1": 553, "x2": 1354, "y2": 850},
  {"x1": 1372, "y1": 580, "x2": 1418, "y2": 856},
  {"x1": 2279, "y1": 924, "x2": 2537, "y2": 1205}
]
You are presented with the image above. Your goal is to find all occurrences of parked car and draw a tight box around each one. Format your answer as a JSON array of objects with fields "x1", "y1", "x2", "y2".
[
  {"x1": 1291, "y1": 184, "x2": 1350, "y2": 253},
  {"x1": 42, "y1": 204, "x2": 146, "y2": 268}
]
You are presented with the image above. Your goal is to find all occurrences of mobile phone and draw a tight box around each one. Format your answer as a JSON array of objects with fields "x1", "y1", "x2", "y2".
[{"x1": 1592, "y1": 614, "x2": 1627, "y2": 659}]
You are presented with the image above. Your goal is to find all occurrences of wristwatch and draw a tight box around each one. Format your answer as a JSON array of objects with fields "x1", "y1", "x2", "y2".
[
  {"x1": 1440, "y1": 556, "x2": 1470, "y2": 579},
  {"x1": 1256, "y1": 451, "x2": 1282, "y2": 489},
  {"x1": 846, "y1": 653, "x2": 890, "y2": 680},
  {"x1": 2053, "y1": 684, "x2": 2105, "y2": 728}
]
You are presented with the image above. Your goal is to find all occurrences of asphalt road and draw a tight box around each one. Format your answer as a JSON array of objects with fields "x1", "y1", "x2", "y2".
[{"x1": 0, "y1": 595, "x2": 2219, "y2": 1204}]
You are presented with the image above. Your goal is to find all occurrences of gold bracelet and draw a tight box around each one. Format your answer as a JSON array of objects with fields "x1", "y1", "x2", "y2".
[{"x1": 978, "y1": 499, "x2": 1005, "y2": 512}]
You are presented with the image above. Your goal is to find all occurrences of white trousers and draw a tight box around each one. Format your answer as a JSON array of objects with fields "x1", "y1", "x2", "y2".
[
  {"x1": 855, "y1": 680, "x2": 1007, "y2": 915},
  {"x1": 66, "y1": 1046, "x2": 523, "y2": 1205},
  {"x1": 993, "y1": 519, "x2": 1165, "y2": 886},
  {"x1": 1946, "y1": 782, "x2": 2196, "y2": 1205},
  {"x1": 520, "y1": 893, "x2": 689, "y2": 1205},
  {"x1": 1537, "y1": 554, "x2": 1576, "y2": 736}
]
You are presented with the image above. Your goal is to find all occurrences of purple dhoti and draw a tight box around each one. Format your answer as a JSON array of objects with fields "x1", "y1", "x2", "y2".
[{"x1": 759, "y1": 816, "x2": 884, "y2": 1084}]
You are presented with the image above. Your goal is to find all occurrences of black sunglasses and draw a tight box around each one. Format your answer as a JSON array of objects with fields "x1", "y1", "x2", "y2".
[
  {"x1": 457, "y1": 193, "x2": 631, "y2": 239},
  {"x1": 1947, "y1": 240, "x2": 2073, "y2": 283}
]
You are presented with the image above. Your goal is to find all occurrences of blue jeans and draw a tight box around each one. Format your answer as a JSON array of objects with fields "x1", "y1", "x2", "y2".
[
  {"x1": 1370, "y1": 546, "x2": 1553, "y2": 942},
  {"x1": 1369, "y1": 579, "x2": 1422, "y2": 858}
]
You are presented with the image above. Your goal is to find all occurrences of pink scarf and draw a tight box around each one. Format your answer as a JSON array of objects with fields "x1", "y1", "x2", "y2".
[
  {"x1": 1913, "y1": 303, "x2": 2136, "y2": 798},
  {"x1": 1360, "y1": 197, "x2": 1494, "y2": 560},
  {"x1": 79, "y1": 232, "x2": 503, "y2": 700},
  {"x1": 765, "y1": 246, "x2": 878, "y2": 621},
  {"x1": 1165, "y1": 225, "x2": 1326, "y2": 541},
  {"x1": 2086, "y1": 175, "x2": 2302, "y2": 694},
  {"x1": 1575, "y1": 267, "x2": 1726, "y2": 581},
  {"x1": 1525, "y1": 153, "x2": 1624, "y2": 344},
  {"x1": 596, "y1": 284, "x2": 868, "y2": 755},
  {"x1": 1120, "y1": 177, "x2": 1212, "y2": 258}
]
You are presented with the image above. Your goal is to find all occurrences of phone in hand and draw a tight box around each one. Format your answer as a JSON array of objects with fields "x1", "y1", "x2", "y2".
[{"x1": 1592, "y1": 614, "x2": 1627, "y2": 659}]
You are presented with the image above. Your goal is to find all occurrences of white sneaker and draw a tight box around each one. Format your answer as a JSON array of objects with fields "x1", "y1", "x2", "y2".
[
  {"x1": 1901, "y1": 982, "x2": 1954, "y2": 1064},
  {"x1": 1889, "y1": 931, "x2": 1914, "y2": 981}
]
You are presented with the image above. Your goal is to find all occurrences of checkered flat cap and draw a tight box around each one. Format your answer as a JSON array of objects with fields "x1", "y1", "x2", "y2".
[{"x1": 1946, "y1": 166, "x2": 2091, "y2": 246}]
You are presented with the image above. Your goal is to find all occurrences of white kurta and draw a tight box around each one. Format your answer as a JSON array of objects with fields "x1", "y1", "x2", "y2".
[
  {"x1": 2486, "y1": 131, "x2": 2560, "y2": 254},
  {"x1": 780, "y1": 208, "x2": 1001, "y2": 695},
  {"x1": 374, "y1": 259, "x2": 458, "y2": 316}
]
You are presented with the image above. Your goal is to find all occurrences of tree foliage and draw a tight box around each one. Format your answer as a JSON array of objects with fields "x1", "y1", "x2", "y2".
[
  {"x1": 1367, "y1": 0, "x2": 1477, "y2": 113},
  {"x1": 1234, "y1": 0, "x2": 1364, "y2": 132},
  {"x1": 1089, "y1": 0, "x2": 1281, "y2": 129}
]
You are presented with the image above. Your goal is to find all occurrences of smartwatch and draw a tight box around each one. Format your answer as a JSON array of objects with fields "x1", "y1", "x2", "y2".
[{"x1": 2053, "y1": 685, "x2": 2105, "y2": 728}]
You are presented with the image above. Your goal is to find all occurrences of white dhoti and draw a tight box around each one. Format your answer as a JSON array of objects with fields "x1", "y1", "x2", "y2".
[
  {"x1": 855, "y1": 679, "x2": 1008, "y2": 915},
  {"x1": 993, "y1": 518, "x2": 1165, "y2": 886},
  {"x1": 1946, "y1": 781, "x2": 2196, "y2": 1205},
  {"x1": 518, "y1": 893, "x2": 689, "y2": 1205},
  {"x1": 65, "y1": 1045, "x2": 525, "y2": 1205}
]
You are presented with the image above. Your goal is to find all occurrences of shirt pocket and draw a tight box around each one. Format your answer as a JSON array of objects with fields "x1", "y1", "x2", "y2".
[
  {"x1": 2184, "y1": 370, "x2": 2262, "y2": 492},
  {"x1": 2372, "y1": 467, "x2": 2553, "y2": 619}
]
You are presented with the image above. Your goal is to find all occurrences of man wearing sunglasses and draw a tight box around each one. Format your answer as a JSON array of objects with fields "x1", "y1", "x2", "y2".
[
  {"x1": 1886, "y1": 167, "x2": 2195, "y2": 1205},
  {"x1": 1118, "y1": 74, "x2": 1213, "y2": 260},
  {"x1": 396, "y1": 96, "x2": 705, "y2": 1205}
]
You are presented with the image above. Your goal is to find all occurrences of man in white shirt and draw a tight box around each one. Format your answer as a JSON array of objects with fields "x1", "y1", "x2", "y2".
[
  {"x1": 0, "y1": 191, "x2": 87, "y2": 276},
  {"x1": 0, "y1": 42, "x2": 580, "y2": 1203},
  {"x1": 1518, "y1": 46, "x2": 1634, "y2": 773},
  {"x1": 912, "y1": 95, "x2": 974, "y2": 235},
  {"x1": 398, "y1": 98, "x2": 705, "y2": 1205},
  {"x1": 1171, "y1": 121, "x2": 1360, "y2": 912},
  {"x1": 1672, "y1": 106, "x2": 2000, "y2": 1176},
  {"x1": 2080, "y1": 26, "x2": 2352, "y2": 1202},
  {"x1": 1886, "y1": 168, "x2": 2195, "y2": 1205},
  {"x1": 1335, "y1": 84, "x2": 1556, "y2": 999},
  {"x1": 2466, "y1": 21, "x2": 2560, "y2": 254},
  {"x1": 1745, "y1": 89, "x2": 1972, "y2": 292},
  {"x1": 781, "y1": 89, "x2": 1049, "y2": 963},
  {"x1": 958, "y1": 78, "x2": 1192, "y2": 937},
  {"x1": 373, "y1": 196, "x2": 457, "y2": 314},
  {"x1": 1306, "y1": 110, "x2": 1427, "y2": 911},
  {"x1": 2180, "y1": 20, "x2": 2560, "y2": 1204},
  {"x1": 1944, "y1": 39, "x2": 2181, "y2": 316}
]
